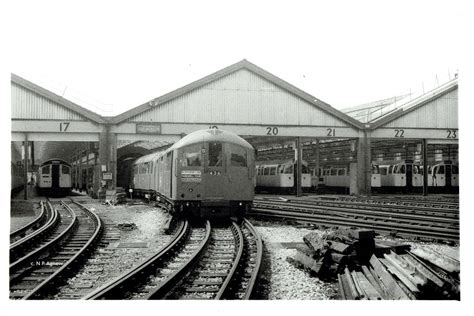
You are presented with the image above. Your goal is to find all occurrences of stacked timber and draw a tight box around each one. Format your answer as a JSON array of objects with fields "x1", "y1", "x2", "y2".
[
  {"x1": 339, "y1": 251, "x2": 460, "y2": 300},
  {"x1": 286, "y1": 228, "x2": 378, "y2": 280},
  {"x1": 286, "y1": 227, "x2": 460, "y2": 300}
]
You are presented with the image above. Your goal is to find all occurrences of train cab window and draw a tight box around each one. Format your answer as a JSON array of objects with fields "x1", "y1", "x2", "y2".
[
  {"x1": 208, "y1": 142, "x2": 223, "y2": 167},
  {"x1": 42, "y1": 165, "x2": 50, "y2": 174},
  {"x1": 263, "y1": 167, "x2": 270, "y2": 176},
  {"x1": 229, "y1": 144, "x2": 247, "y2": 167},
  {"x1": 452, "y1": 165, "x2": 459, "y2": 174},
  {"x1": 62, "y1": 165, "x2": 70, "y2": 174},
  {"x1": 278, "y1": 165, "x2": 285, "y2": 174},
  {"x1": 388, "y1": 166, "x2": 394, "y2": 174},
  {"x1": 372, "y1": 165, "x2": 380, "y2": 174},
  {"x1": 413, "y1": 165, "x2": 420, "y2": 174},
  {"x1": 438, "y1": 165, "x2": 445, "y2": 174},
  {"x1": 400, "y1": 165, "x2": 406, "y2": 174},
  {"x1": 284, "y1": 165, "x2": 293, "y2": 174},
  {"x1": 301, "y1": 164, "x2": 309, "y2": 173},
  {"x1": 182, "y1": 144, "x2": 202, "y2": 167},
  {"x1": 133, "y1": 165, "x2": 138, "y2": 175}
]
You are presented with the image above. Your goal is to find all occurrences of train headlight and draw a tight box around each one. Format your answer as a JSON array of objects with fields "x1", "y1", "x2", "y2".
[
  {"x1": 239, "y1": 202, "x2": 242, "y2": 206},
  {"x1": 189, "y1": 188, "x2": 193, "y2": 192}
]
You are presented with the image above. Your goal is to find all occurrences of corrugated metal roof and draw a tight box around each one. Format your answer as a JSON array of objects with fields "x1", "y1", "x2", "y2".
[
  {"x1": 111, "y1": 59, "x2": 363, "y2": 129},
  {"x1": 11, "y1": 74, "x2": 106, "y2": 124},
  {"x1": 370, "y1": 78, "x2": 458, "y2": 129}
]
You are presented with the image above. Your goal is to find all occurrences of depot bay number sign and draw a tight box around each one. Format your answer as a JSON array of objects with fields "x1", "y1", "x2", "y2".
[{"x1": 136, "y1": 123, "x2": 162, "y2": 134}]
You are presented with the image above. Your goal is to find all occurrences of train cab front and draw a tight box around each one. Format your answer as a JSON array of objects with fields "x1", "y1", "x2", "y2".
[{"x1": 175, "y1": 137, "x2": 254, "y2": 219}]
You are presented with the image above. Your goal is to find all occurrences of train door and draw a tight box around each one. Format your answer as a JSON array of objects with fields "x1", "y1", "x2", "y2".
[
  {"x1": 404, "y1": 163, "x2": 413, "y2": 188},
  {"x1": 52, "y1": 163, "x2": 60, "y2": 188},
  {"x1": 445, "y1": 164, "x2": 452, "y2": 187},
  {"x1": 227, "y1": 144, "x2": 252, "y2": 200},
  {"x1": 203, "y1": 142, "x2": 226, "y2": 199}
]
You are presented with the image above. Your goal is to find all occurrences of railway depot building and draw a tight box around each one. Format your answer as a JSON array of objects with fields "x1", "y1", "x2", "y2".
[{"x1": 11, "y1": 59, "x2": 459, "y2": 199}]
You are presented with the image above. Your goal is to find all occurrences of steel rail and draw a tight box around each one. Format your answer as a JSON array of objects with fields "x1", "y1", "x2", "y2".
[
  {"x1": 254, "y1": 196, "x2": 459, "y2": 217},
  {"x1": 338, "y1": 196, "x2": 459, "y2": 208},
  {"x1": 22, "y1": 201, "x2": 103, "y2": 299},
  {"x1": 241, "y1": 219, "x2": 263, "y2": 299},
  {"x1": 145, "y1": 220, "x2": 212, "y2": 299},
  {"x1": 10, "y1": 201, "x2": 47, "y2": 243},
  {"x1": 10, "y1": 201, "x2": 59, "y2": 263},
  {"x1": 252, "y1": 200, "x2": 459, "y2": 229},
  {"x1": 249, "y1": 208, "x2": 459, "y2": 241},
  {"x1": 9, "y1": 202, "x2": 74, "y2": 273},
  {"x1": 214, "y1": 222, "x2": 244, "y2": 300},
  {"x1": 84, "y1": 219, "x2": 188, "y2": 300}
]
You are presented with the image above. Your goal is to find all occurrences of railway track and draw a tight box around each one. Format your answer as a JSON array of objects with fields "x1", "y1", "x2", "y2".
[
  {"x1": 10, "y1": 201, "x2": 61, "y2": 264},
  {"x1": 10, "y1": 201, "x2": 50, "y2": 244},
  {"x1": 334, "y1": 195, "x2": 459, "y2": 209},
  {"x1": 250, "y1": 199, "x2": 459, "y2": 242},
  {"x1": 86, "y1": 219, "x2": 262, "y2": 300},
  {"x1": 9, "y1": 201, "x2": 102, "y2": 299}
]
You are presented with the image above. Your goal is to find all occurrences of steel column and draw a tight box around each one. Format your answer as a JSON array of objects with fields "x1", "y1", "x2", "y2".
[
  {"x1": 422, "y1": 139, "x2": 428, "y2": 196},
  {"x1": 296, "y1": 137, "x2": 302, "y2": 197},
  {"x1": 23, "y1": 134, "x2": 28, "y2": 200}
]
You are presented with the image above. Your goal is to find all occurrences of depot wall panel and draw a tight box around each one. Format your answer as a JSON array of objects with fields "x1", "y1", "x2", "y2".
[
  {"x1": 129, "y1": 69, "x2": 347, "y2": 127},
  {"x1": 383, "y1": 89, "x2": 458, "y2": 129},
  {"x1": 11, "y1": 83, "x2": 85, "y2": 121}
]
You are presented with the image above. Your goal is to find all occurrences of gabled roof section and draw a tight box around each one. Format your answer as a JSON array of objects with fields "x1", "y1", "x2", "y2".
[
  {"x1": 342, "y1": 94, "x2": 409, "y2": 123},
  {"x1": 11, "y1": 74, "x2": 107, "y2": 124},
  {"x1": 369, "y1": 78, "x2": 458, "y2": 129},
  {"x1": 110, "y1": 59, "x2": 363, "y2": 129}
]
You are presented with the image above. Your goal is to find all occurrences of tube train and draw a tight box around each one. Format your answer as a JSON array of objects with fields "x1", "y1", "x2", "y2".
[
  {"x1": 130, "y1": 129, "x2": 255, "y2": 219},
  {"x1": 311, "y1": 160, "x2": 458, "y2": 192},
  {"x1": 37, "y1": 159, "x2": 72, "y2": 196},
  {"x1": 255, "y1": 159, "x2": 312, "y2": 193}
]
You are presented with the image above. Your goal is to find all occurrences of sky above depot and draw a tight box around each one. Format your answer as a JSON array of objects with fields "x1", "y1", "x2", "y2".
[{"x1": 6, "y1": 0, "x2": 466, "y2": 117}]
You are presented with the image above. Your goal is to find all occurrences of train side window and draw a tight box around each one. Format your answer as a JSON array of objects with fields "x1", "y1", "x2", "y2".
[
  {"x1": 400, "y1": 165, "x2": 406, "y2": 174},
  {"x1": 229, "y1": 144, "x2": 247, "y2": 167},
  {"x1": 438, "y1": 165, "x2": 445, "y2": 174},
  {"x1": 208, "y1": 142, "x2": 223, "y2": 167},
  {"x1": 452, "y1": 165, "x2": 459, "y2": 174},
  {"x1": 337, "y1": 169, "x2": 345, "y2": 176},
  {"x1": 301, "y1": 164, "x2": 309, "y2": 173},
  {"x1": 42, "y1": 165, "x2": 50, "y2": 174},
  {"x1": 263, "y1": 167, "x2": 270, "y2": 176},
  {"x1": 388, "y1": 166, "x2": 394, "y2": 174},
  {"x1": 182, "y1": 144, "x2": 202, "y2": 167},
  {"x1": 62, "y1": 165, "x2": 70, "y2": 174},
  {"x1": 330, "y1": 169, "x2": 337, "y2": 176},
  {"x1": 269, "y1": 167, "x2": 276, "y2": 175}
]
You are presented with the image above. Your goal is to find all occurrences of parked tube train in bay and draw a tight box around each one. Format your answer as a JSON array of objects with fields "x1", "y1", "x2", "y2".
[
  {"x1": 37, "y1": 159, "x2": 72, "y2": 196},
  {"x1": 255, "y1": 159, "x2": 311, "y2": 193},
  {"x1": 130, "y1": 129, "x2": 255, "y2": 219},
  {"x1": 311, "y1": 160, "x2": 458, "y2": 193}
]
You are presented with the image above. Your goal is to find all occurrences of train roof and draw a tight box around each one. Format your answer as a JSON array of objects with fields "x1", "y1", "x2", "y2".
[
  {"x1": 133, "y1": 129, "x2": 253, "y2": 165},
  {"x1": 170, "y1": 129, "x2": 253, "y2": 151},
  {"x1": 40, "y1": 158, "x2": 71, "y2": 167},
  {"x1": 134, "y1": 151, "x2": 165, "y2": 164},
  {"x1": 256, "y1": 159, "x2": 308, "y2": 166}
]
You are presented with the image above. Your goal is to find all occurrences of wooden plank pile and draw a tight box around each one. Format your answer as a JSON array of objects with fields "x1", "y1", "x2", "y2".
[{"x1": 285, "y1": 227, "x2": 460, "y2": 300}]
